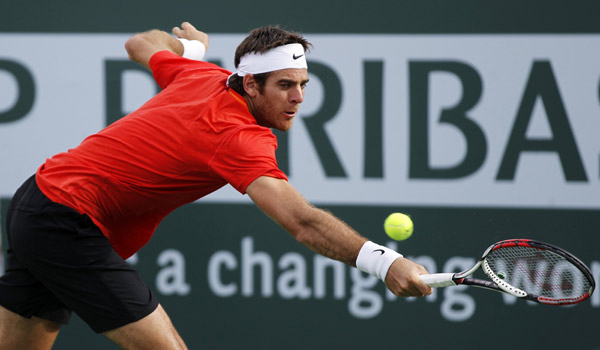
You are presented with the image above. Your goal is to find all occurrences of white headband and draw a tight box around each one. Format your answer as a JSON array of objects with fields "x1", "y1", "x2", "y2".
[{"x1": 234, "y1": 43, "x2": 307, "y2": 79}]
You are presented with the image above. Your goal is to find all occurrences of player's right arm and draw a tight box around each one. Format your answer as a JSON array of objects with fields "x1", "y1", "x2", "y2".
[
  {"x1": 125, "y1": 21, "x2": 209, "y2": 69},
  {"x1": 246, "y1": 175, "x2": 432, "y2": 297}
]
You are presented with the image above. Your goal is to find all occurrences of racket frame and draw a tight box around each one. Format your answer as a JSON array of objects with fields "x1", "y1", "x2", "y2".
[{"x1": 420, "y1": 239, "x2": 595, "y2": 305}]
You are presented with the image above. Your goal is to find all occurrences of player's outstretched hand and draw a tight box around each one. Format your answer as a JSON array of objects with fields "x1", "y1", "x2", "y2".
[
  {"x1": 385, "y1": 257, "x2": 433, "y2": 297},
  {"x1": 172, "y1": 22, "x2": 209, "y2": 50}
]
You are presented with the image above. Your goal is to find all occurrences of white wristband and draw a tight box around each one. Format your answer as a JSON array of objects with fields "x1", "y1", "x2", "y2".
[
  {"x1": 356, "y1": 241, "x2": 403, "y2": 281},
  {"x1": 177, "y1": 38, "x2": 206, "y2": 61}
]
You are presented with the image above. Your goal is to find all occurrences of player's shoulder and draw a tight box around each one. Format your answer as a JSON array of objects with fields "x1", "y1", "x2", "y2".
[
  {"x1": 220, "y1": 124, "x2": 278, "y2": 152},
  {"x1": 232, "y1": 124, "x2": 277, "y2": 141},
  {"x1": 150, "y1": 50, "x2": 229, "y2": 75},
  {"x1": 150, "y1": 50, "x2": 231, "y2": 89}
]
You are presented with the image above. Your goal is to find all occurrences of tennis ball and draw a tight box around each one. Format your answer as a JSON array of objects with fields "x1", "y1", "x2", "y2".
[{"x1": 384, "y1": 213, "x2": 414, "y2": 241}]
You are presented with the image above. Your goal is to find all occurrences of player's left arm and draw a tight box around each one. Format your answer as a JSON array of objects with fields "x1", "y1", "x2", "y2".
[
  {"x1": 125, "y1": 21, "x2": 209, "y2": 69},
  {"x1": 247, "y1": 175, "x2": 365, "y2": 266},
  {"x1": 246, "y1": 175, "x2": 432, "y2": 297}
]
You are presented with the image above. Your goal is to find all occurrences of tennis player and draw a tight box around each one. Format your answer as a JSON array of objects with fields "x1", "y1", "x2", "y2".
[{"x1": 0, "y1": 22, "x2": 432, "y2": 349}]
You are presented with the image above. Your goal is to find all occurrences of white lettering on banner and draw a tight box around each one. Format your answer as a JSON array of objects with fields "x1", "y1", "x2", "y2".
[
  {"x1": 439, "y1": 257, "x2": 477, "y2": 321},
  {"x1": 241, "y1": 236, "x2": 273, "y2": 296},
  {"x1": 1, "y1": 34, "x2": 599, "y2": 208},
  {"x1": 203, "y1": 237, "x2": 599, "y2": 322},
  {"x1": 207, "y1": 250, "x2": 238, "y2": 297},
  {"x1": 348, "y1": 268, "x2": 381, "y2": 319},
  {"x1": 278, "y1": 252, "x2": 312, "y2": 299},
  {"x1": 156, "y1": 249, "x2": 191, "y2": 296},
  {"x1": 314, "y1": 255, "x2": 345, "y2": 299},
  {"x1": 121, "y1": 239, "x2": 597, "y2": 321}
]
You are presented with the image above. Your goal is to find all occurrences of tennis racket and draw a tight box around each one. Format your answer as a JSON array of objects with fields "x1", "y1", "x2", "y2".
[{"x1": 419, "y1": 238, "x2": 595, "y2": 305}]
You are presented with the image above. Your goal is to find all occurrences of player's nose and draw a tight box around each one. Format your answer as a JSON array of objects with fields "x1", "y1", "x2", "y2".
[{"x1": 289, "y1": 85, "x2": 304, "y2": 104}]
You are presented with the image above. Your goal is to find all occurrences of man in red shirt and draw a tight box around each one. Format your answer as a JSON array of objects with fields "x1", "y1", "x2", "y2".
[{"x1": 0, "y1": 22, "x2": 431, "y2": 349}]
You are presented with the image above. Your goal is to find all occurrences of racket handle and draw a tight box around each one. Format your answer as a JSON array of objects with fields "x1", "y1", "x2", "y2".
[{"x1": 420, "y1": 273, "x2": 457, "y2": 288}]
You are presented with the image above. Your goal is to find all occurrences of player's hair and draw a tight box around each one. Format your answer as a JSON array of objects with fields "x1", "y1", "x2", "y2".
[{"x1": 228, "y1": 26, "x2": 311, "y2": 96}]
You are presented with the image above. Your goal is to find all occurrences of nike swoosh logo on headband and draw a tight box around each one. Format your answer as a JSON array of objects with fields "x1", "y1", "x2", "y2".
[{"x1": 293, "y1": 53, "x2": 304, "y2": 60}]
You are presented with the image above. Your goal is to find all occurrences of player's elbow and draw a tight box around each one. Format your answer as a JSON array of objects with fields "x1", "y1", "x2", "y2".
[
  {"x1": 286, "y1": 207, "x2": 320, "y2": 246},
  {"x1": 292, "y1": 227, "x2": 312, "y2": 246},
  {"x1": 124, "y1": 33, "x2": 148, "y2": 61},
  {"x1": 125, "y1": 30, "x2": 163, "y2": 66}
]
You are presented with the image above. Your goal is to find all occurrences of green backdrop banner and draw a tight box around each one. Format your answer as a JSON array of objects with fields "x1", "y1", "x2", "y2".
[
  {"x1": 1, "y1": 1, "x2": 599, "y2": 349},
  {"x1": 2, "y1": 200, "x2": 598, "y2": 349}
]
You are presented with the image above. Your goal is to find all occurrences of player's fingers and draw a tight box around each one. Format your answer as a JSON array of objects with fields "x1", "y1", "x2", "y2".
[
  {"x1": 416, "y1": 273, "x2": 432, "y2": 296},
  {"x1": 181, "y1": 22, "x2": 197, "y2": 33},
  {"x1": 408, "y1": 273, "x2": 431, "y2": 297},
  {"x1": 392, "y1": 279, "x2": 428, "y2": 298},
  {"x1": 406, "y1": 286, "x2": 429, "y2": 298},
  {"x1": 417, "y1": 281, "x2": 433, "y2": 296},
  {"x1": 413, "y1": 267, "x2": 432, "y2": 296},
  {"x1": 408, "y1": 282, "x2": 429, "y2": 297},
  {"x1": 172, "y1": 26, "x2": 182, "y2": 37}
]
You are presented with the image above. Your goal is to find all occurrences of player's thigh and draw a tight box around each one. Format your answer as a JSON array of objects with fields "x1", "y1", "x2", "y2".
[
  {"x1": 4, "y1": 175, "x2": 160, "y2": 334},
  {"x1": 103, "y1": 304, "x2": 187, "y2": 350},
  {"x1": 0, "y1": 304, "x2": 61, "y2": 350}
]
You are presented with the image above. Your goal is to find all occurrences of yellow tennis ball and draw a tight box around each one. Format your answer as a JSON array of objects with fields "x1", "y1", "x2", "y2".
[{"x1": 384, "y1": 213, "x2": 413, "y2": 241}]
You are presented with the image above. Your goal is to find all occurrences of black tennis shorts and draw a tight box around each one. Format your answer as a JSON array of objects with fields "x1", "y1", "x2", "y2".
[{"x1": 0, "y1": 175, "x2": 159, "y2": 333}]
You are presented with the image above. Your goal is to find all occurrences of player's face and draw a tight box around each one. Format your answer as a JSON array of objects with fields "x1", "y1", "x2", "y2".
[{"x1": 247, "y1": 68, "x2": 309, "y2": 131}]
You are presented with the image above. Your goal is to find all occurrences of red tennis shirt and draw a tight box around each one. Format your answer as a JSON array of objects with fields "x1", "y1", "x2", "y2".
[{"x1": 36, "y1": 50, "x2": 288, "y2": 259}]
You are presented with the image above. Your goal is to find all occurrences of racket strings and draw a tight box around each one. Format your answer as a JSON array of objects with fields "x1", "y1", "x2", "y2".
[{"x1": 486, "y1": 246, "x2": 591, "y2": 300}]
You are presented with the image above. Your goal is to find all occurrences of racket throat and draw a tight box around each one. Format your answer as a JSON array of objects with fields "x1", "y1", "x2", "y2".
[
  {"x1": 482, "y1": 259, "x2": 528, "y2": 298},
  {"x1": 454, "y1": 260, "x2": 483, "y2": 279}
]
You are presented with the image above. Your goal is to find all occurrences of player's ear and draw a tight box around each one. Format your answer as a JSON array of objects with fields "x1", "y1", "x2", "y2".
[{"x1": 243, "y1": 74, "x2": 259, "y2": 97}]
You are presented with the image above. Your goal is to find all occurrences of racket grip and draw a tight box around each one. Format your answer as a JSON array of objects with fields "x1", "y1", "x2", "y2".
[{"x1": 419, "y1": 273, "x2": 457, "y2": 288}]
